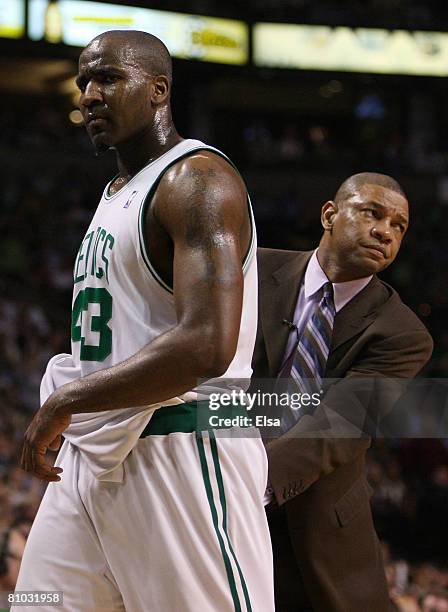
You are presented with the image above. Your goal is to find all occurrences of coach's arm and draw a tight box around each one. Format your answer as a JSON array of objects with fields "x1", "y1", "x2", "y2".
[{"x1": 266, "y1": 326, "x2": 433, "y2": 505}]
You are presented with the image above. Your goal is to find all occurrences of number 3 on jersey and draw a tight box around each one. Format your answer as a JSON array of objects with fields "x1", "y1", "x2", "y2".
[{"x1": 71, "y1": 287, "x2": 113, "y2": 361}]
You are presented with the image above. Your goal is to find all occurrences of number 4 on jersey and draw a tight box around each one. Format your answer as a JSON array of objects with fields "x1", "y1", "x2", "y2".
[{"x1": 71, "y1": 287, "x2": 113, "y2": 361}]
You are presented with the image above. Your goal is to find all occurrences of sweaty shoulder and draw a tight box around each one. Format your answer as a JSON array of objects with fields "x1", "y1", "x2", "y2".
[
  {"x1": 151, "y1": 149, "x2": 251, "y2": 262},
  {"x1": 154, "y1": 150, "x2": 247, "y2": 216}
]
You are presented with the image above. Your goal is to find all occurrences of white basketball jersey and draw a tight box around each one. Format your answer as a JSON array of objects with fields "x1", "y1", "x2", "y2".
[{"x1": 40, "y1": 139, "x2": 258, "y2": 480}]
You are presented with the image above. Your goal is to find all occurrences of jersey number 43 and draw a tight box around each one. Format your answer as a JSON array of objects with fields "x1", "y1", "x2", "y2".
[{"x1": 71, "y1": 287, "x2": 113, "y2": 361}]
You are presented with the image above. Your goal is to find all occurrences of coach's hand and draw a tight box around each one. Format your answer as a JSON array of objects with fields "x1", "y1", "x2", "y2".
[{"x1": 21, "y1": 395, "x2": 71, "y2": 482}]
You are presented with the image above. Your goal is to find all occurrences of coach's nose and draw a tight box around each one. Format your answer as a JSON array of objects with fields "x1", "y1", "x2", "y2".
[{"x1": 371, "y1": 222, "x2": 392, "y2": 244}]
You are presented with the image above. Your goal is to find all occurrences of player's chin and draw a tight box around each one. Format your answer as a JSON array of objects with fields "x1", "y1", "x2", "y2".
[
  {"x1": 90, "y1": 134, "x2": 113, "y2": 155},
  {"x1": 86, "y1": 124, "x2": 114, "y2": 149}
]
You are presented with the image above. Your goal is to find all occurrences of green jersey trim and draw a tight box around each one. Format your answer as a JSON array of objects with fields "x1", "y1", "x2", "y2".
[
  {"x1": 139, "y1": 400, "x2": 250, "y2": 436},
  {"x1": 138, "y1": 146, "x2": 255, "y2": 295},
  {"x1": 103, "y1": 145, "x2": 183, "y2": 201},
  {"x1": 104, "y1": 172, "x2": 120, "y2": 199}
]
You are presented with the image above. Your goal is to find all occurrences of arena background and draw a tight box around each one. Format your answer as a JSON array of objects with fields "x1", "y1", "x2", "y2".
[{"x1": 0, "y1": 1, "x2": 447, "y2": 610}]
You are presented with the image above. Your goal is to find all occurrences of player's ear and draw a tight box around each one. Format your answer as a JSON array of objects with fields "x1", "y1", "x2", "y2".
[
  {"x1": 321, "y1": 200, "x2": 338, "y2": 232},
  {"x1": 151, "y1": 75, "x2": 170, "y2": 105}
]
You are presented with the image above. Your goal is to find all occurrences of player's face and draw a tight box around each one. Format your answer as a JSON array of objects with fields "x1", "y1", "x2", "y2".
[
  {"x1": 325, "y1": 184, "x2": 409, "y2": 277},
  {"x1": 77, "y1": 38, "x2": 154, "y2": 152}
]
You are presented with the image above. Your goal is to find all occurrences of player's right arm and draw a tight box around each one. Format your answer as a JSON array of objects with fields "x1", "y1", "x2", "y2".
[
  {"x1": 60, "y1": 150, "x2": 251, "y2": 410},
  {"x1": 21, "y1": 151, "x2": 251, "y2": 480}
]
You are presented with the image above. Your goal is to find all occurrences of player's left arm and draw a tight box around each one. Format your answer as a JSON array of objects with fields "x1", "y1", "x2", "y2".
[{"x1": 21, "y1": 152, "x2": 250, "y2": 480}]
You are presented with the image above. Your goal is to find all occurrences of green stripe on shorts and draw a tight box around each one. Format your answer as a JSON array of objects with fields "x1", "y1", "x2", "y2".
[
  {"x1": 209, "y1": 431, "x2": 253, "y2": 612},
  {"x1": 196, "y1": 432, "x2": 243, "y2": 612}
]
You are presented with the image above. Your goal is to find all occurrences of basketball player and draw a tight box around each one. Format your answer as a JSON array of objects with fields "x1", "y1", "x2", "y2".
[{"x1": 15, "y1": 30, "x2": 274, "y2": 612}]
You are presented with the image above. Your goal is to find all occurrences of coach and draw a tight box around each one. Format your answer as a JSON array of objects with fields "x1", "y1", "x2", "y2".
[{"x1": 252, "y1": 173, "x2": 433, "y2": 611}]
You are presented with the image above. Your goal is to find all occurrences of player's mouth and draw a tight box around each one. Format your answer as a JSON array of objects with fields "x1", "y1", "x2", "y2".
[
  {"x1": 87, "y1": 117, "x2": 109, "y2": 128},
  {"x1": 85, "y1": 111, "x2": 110, "y2": 129}
]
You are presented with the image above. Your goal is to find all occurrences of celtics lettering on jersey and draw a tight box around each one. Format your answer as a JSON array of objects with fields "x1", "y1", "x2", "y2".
[{"x1": 71, "y1": 226, "x2": 115, "y2": 362}]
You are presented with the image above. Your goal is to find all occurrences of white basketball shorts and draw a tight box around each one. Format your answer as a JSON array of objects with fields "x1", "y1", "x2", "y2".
[{"x1": 13, "y1": 429, "x2": 274, "y2": 611}]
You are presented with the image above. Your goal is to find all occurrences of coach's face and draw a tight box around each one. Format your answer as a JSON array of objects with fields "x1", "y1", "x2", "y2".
[
  {"x1": 321, "y1": 184, "x2": 409, "y2": 278},
  {"x1": 77, "y1": 36, "x2": 155, "y2": 152}
]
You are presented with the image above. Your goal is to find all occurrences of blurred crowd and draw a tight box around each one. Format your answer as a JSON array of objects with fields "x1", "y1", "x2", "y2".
[
  {"x1": 0, "y1": 92, "x2": 447, "y2": 609},
  {"x1": 370, "y1": 441, "x2": 448, "y2": 611}
]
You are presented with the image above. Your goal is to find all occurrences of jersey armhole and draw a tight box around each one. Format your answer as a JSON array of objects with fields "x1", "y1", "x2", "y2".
[{"x1": 138, "y1": 146, "x2": 255, "y2": 293}]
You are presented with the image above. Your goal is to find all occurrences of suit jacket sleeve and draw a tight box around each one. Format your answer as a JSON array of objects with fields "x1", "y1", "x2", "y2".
[{"x1": 267, "y1": 326, "x2": 433, "y2": 505}]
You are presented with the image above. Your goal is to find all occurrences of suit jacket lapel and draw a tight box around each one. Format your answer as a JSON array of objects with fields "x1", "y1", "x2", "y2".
[
  {"x1": 328, "y1": 276, "x2": 387, "y2": 371},
  {"x1": 259, "y1": 251, "x2": 312, "y2": 375},
  {"x1": 258, "y1": 250, "x2": 390, "y2": 377}
]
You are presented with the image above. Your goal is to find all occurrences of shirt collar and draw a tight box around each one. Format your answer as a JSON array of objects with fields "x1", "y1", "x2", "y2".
[{"x1": 304, "y1": 249, "x2": 373, "y2": 312}]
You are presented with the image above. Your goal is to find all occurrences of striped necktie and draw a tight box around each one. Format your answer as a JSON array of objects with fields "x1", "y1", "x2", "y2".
[{"x1": 280, "y1": 281, "x2": 336, "y2": 432}]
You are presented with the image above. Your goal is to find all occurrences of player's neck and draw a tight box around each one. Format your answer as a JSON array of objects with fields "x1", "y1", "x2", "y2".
[{"x1": 114, "y1": 117, "x2": 182, "y2": 182}]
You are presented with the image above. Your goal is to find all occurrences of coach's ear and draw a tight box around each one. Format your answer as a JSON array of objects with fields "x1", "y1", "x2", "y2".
[{"x1": 321, "y1": 200, "x2": 338, "y2": 232}]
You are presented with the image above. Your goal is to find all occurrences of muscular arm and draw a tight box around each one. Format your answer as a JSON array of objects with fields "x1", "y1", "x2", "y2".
[
  {"x1": 63, "y1": 153, "x2": 248, "y2": 411},
  {"x1": 267, "y1": 328, "x2": 433, "y2": 504},
  {"x1": 21, "y1": 152, "x2": 250, "y2": 479}
]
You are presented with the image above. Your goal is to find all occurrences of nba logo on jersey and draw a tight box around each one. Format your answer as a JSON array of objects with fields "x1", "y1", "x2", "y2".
[{"x1": 124, "y1": 190, "x2": 138, "y2": 209}]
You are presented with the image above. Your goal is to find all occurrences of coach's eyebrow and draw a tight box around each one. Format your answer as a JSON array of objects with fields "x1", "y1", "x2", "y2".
[{"x1": 370, "y1": 201, "x2": 408, "y2": 223}]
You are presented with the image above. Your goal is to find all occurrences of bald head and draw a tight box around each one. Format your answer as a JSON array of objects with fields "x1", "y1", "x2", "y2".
[
  {"x1": 78, "y1": 29, "x2": 177, "y2": 154},
  {"x1": 334, "y1": 172, "x2": 407, "y2": 206},
  {"x1": 86, "y1": 30, "x2": 172, "y2": 85}
]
